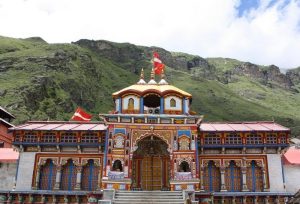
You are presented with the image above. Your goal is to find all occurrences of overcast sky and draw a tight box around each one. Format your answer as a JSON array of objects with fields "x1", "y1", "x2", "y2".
[{"x1": 0, "y1": 0, "x2": 300, "y2": 68}]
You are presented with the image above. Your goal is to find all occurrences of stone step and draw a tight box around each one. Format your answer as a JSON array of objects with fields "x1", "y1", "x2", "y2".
[
  {"x1": 114, "y1": 201, "x2": 184, "y2": 204},
  {"x1": 115, "y1": 196, "x2": 183, "y2": 199},
  {"x1": 113, "y1": 191, "x2": 184, "y2": 204}
]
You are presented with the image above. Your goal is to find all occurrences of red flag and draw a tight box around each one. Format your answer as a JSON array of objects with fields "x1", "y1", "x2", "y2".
[
  {"x1": 153, "y1": 52, "x2": 165, "y2": 75},
  {"x1": 71, "y1": 107, "x2": 92, "y2": 121}
]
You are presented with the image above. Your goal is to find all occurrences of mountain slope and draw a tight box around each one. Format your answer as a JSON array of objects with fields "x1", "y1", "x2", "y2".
[{"x1": 0, "y1": 36, "x2": 300, "y2": 136}]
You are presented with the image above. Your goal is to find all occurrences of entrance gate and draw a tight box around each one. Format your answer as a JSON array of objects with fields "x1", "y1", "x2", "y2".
[{"x1": 133, "y1": 136, "x2": 170, "y2": 190}]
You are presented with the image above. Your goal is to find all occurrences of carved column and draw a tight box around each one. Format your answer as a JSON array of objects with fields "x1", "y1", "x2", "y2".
[
  {"x1": 199, "y1": 164, "x2": 204, "y2": 191},
  {"x1": 75, "y1": 165, "x2": 83, "y2": 190},
  {"x1": 261, "y1": 164, "x2": 268, "y2": 191},
  {"x1": 264, "y1": 196, "x2": 269, "y2": 204},
  {"x1": 54, "y1": 165, "x2": 62, "y2": 190},
  {"x1": 220, "y1": 166, "x2": 227, "y2": 192},
  {"x1": 241, "y1": 159, "x2": 249, "y2": 191},
  {"x1": 33, "y1": 164, "x2": 41, "y2": 190}
]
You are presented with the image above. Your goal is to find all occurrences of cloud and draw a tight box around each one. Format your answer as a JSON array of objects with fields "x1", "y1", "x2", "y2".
[{"x1": 0, "y1": 0, "x2": 300, "y2": 68}]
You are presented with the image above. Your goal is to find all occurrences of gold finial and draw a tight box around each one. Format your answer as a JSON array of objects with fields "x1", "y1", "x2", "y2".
[
  {"x1": 151, "y1": 68, "x2": 155, "y2": 79},
  {"x1": 161, "y1": 68, "x2": 165, "y2": 79},
  {"x1": 140, "y1": 68, "x2": 144, "y2": 79}
]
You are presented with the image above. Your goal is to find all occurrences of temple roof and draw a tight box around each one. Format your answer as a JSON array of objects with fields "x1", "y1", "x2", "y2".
[
  {"x1": 283, "y1": 146, "x2": 300, "y2": 165},
  {"x1": 0, "y1": 148, "x2": 19, "y2": 163},
  {"x1": 112, "y1": 84, "x2": 192, "y2": 99},
  {"x1": 9, "y1": 121, "x2": 107, "y2": 131},
  {"x1": 0, "y1": 106, "x2": 15, "y2": 119},
  {"x1": 200, "y1": 121, "x2": 290, "y2": 132}
]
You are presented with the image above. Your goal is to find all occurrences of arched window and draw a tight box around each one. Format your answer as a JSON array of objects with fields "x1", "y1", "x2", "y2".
[
  {"x1": 81, "y1": 160, "x2": 99, "y2": 191},
  {"x1": 39, "y1": 159, "x2": 57, "y2": 190},
  {"x1": 112, "y1": 160, "x2": 123, "y2": 171},
  {"x1": 203, "y1": 161, "x2": 221, "y2": 192},
  {"x1": 179, "y1": 161, "x2": 190, "y2": 172},
  {"x1": 246, "y1": 161, "x2": 263, "y2": 191},
  {"x1": 170, "y1": 98, "x2": 176, "y2": 107},
  {"x1": 61, "y1": 159, "x2": 77, "y2": 190},
  {"x1": 225, "y1": 161, "x2": 242, "y2": 192},
  {"x1": 128, "y1": 98, "x2": 134, "y2": 110}
]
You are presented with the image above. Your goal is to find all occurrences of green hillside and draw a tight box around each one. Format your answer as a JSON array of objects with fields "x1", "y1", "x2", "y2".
[{"x1": 0, "y1": 36, "x2": 300, "y2": 136}]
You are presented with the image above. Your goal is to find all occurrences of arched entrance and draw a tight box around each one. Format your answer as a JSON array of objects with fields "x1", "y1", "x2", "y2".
[{"x1": 132, "y1": 135, "x2": 170, "y2": 190}]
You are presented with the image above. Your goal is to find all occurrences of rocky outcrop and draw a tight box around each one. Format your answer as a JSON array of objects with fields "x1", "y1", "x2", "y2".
[
  {"x1": 286, "y1": 67, "x2": 300, "y2": 85},
  {"x1": 233, "y1": 62, "x2": 294, "y2": 89}
]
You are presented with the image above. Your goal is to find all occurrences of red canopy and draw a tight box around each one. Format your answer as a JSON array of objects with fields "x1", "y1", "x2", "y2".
[
  {"x1": 283, "y1": 146, "x2": 300, "y2": 165},
  {"x1": 0, "y1": 148, "x2": 19, "y2": 163}
]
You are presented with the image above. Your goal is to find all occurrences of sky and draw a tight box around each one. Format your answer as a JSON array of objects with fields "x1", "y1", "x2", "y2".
[{"x1": 0, "y1": 0, "x2": 300, "y2": 69}]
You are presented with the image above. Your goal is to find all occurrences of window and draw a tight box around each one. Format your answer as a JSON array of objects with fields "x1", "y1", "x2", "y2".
[
  {"x1": 23, "y1": 132, "x2": 38, "y2": 143},
  {"x1": 61, "y1": 160, "x2": 77, "y2": 190},
  {"x1": 61, "y1": 133, "x2": 77, "y2": 143},
  {"x1": 39, "y1": 159, "x2": 57, "y2": 190},
  {"x1": 204, "y1": 133, "x2": 221, "y2": 145},
  {"x1": 128, "y1": 98, "x2": 134, "y2": 110},
  {"x1": 81, "y1": 133, "x2": 99, "y2": 143},
  {"x1": 112, "y1": 160, "x2": 123, "y2": 171},
  {"x1": 266, "y1": 134, "x2": 277, "y2": 144},
  {"x1": 81, "y1": 159, "x2": 99, "y2": 191},
  {"x1": 179, "y1": 161, "x2": 190, "y2": 172},
  {"x1": 246, "y1": 160, "x2": 263, "y2": 192},
  {"x1": 225, "y1": 133, "x2": 242, "y2": 144},
  {"x1": 203, "y1": 161, "x2": 221, "y2": 192},
  {"x1": 14, "y1": 133, "x2": 21, "y2": 142},
  {"x1": 280, "y1": 135, "x2": 287, "y2": 144},
  {"x1": 225, "y1": 161, "x2": 242, "y2": 192},
  {"x1": 170, "y1": 98, "x2": 176, "y2": 107},
  {"x1": 247, "y1": 133, "x2": 262, "y2": 144},
  {"x1": 41, "y1": 132, "x2": 56, "y2": 143}
]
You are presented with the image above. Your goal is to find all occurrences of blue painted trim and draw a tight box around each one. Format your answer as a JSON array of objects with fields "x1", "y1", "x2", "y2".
[
  {"x1": 88, "y1": 161, "x2": 93, "y2": 191},
  {"x1": 195, "y1": 136, "x2": 199, "y2": 173},
  {"x1": 119, "y1": 97, "x2": 122, "y2": 113},
  {"x1": 183, "y1": 97, "x2": 186, "y2": 114},
  {"x1": 68, "y1": 162, "x2": 73, "y2": 190},
  {"x1": 15, "y1": 153, "x2": 20, "y2": 185},
  {"x1": 103, "y1": 130, "x2": 109, "y2": 168},
  {"x1": 178, "y1": 130, "x2": 191, "y2": 137},
  {"x1": 48, "y1": 161, "x2": 53, "y2": 190},
  {"x1": 230, "y1": 161, "x2": 234, "y2": 191},
  {"x1": 208, "y1": 161, "x2": 213, "y2": 192},
  {"x1": 114, "y1": 128, "x2": 126, "y2": 135},
  {"x1": 281, "y1": 158, "x2": 285, "y2": 184},
  {"x1": 160, "y1": 97, "x2": 164, "y2": 114},
  {"x1": 140, "y1": 97, "x2": 144, "y2": 114},
  {"x1": 251, "y1": 161, "x2": 256, "y2": 191}
]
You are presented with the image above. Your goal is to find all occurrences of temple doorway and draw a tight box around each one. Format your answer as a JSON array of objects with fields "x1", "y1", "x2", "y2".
[{"x1": 132, "y1": 135, "x2": 170, "y2": 190}]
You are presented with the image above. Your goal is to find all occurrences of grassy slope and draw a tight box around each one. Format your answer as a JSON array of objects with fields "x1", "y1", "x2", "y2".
[{"x1": 0, "y1": 36, "x2": 299, "y2": 136}]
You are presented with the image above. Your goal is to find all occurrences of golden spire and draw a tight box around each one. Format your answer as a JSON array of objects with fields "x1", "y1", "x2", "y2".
[
  {"x1": 137, "y1": 68, "x2": 146, "y2": 85},
  {"x1": 151, "y1": 68, "x2": 155, "y2": 79},
  {"x1": 161, "y1": 68, "x2": 165, "y2": 79},
  {"x1": 140, "y1": 68, "x2": 144, "y2": 79},
  {"x1": 148, "y1": 68, "x2": 157, "y2": 84}
]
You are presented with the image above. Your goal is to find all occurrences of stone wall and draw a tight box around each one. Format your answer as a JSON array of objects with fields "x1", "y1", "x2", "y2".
[
  {"x1": 0, "y1": 162, "x2": 17, "y2": 190},
  {"x1": 15, "y1": 152, "x2": 36, "y2": 190},
  {"x1": 267, "y1": 154, "x2": 284, "y2": 191},
  {"x1": 284, "y1": 164, "x2": 300, "y2": 194}
]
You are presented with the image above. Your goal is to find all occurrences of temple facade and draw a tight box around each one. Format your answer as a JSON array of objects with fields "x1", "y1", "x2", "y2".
[{"x1": 0, "y1": 70, "x2": 294, "y2": 203}]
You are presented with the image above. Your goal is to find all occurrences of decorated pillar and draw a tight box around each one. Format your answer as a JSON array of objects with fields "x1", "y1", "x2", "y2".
[
  {"x1": 160, "y1": 97, "x2": 164, "y2": 114},
  {"x1": 264, "y1": 197, "x2": 269, "y2": 204},
  {"x1": 140, "y1": 97, "x2": 144, "y2": 113},
  {"x1": 75, "y1": 165, "x2": 83, "y2": 190},
  {"x1": 242, "y1": 159, "x2": 249, "y2": 191},
  {"x1": 33, "y1": 164, "x2": 41, "y2": 190},
  {"x1": 261, "y1": 164, "x2": 268, "y2": 191},
  {"x1": 54, "y1": 165, "x2": 62, "y2": 190},
  {"x1": 220, "y1": 166, "x2": 227, "y2": 192},
  {"x1": 199, "y1": 164, "x2": 205, "y2": 191}
]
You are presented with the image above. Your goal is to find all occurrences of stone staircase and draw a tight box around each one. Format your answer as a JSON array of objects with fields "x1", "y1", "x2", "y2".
[{"x1": 113, "y1": 190, "x2": 185, "y2": 204}]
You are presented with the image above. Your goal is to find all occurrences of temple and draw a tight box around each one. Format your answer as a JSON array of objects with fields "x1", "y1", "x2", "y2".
[{"x1": 0, "y1": 68, "x2": 297, "y2": 203}]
